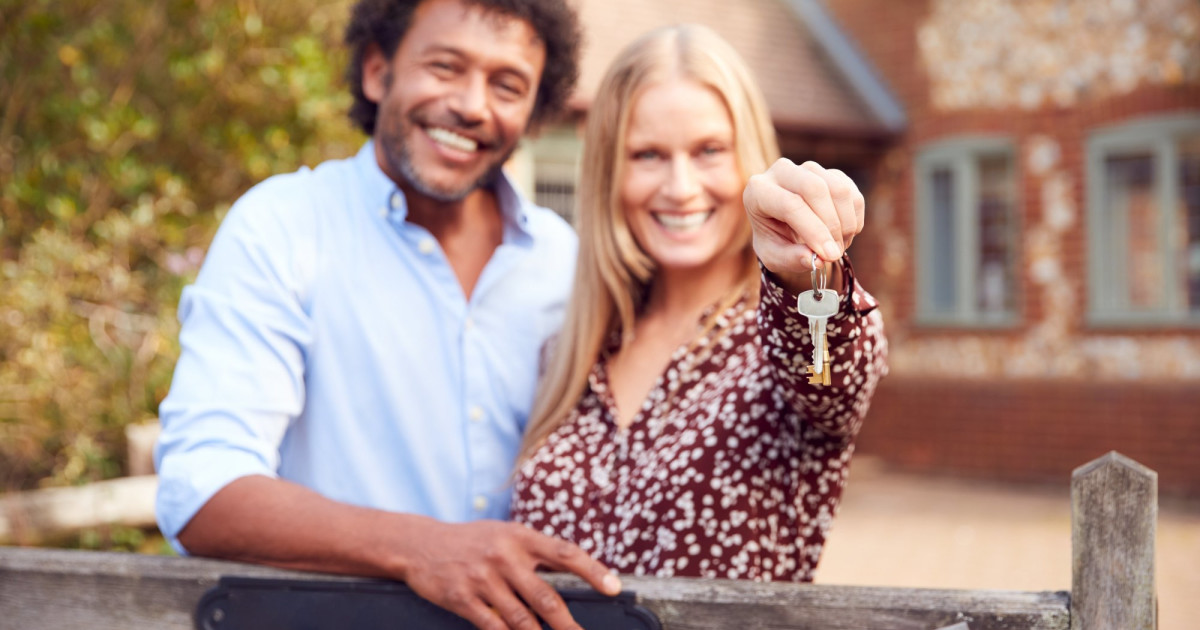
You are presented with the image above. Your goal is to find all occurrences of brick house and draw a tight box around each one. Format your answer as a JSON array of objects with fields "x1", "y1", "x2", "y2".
[{"x1": 512, "y1": 0, "x2": 1200, "y2": 496}]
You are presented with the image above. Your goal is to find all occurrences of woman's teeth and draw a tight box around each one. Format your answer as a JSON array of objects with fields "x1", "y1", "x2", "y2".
[
  {"x1": 427, "y1": 127, "x2": 478, "y2": 152},
  {"x1": 653, "y1": 211, "x2": 710, "y2": 232}
]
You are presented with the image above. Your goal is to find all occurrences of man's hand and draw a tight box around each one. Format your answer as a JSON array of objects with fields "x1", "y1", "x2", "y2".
[
  {"x1": 400, "y1": 519, "x2": 621, "y2": 630},
  {"x1": 743, "y1": 158, "x2": 865, "y2": 279}
]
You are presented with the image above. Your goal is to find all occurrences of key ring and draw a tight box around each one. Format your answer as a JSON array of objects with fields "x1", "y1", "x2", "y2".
[{"x1": 811, "y1": 253, "x2": 827, "y2": 300}]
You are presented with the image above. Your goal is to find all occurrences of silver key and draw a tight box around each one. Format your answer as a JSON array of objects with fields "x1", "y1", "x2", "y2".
[
  {"x1": 797, "y1": 288, "x2": 839, "y2": 374},
  {"x1": 796, "y1": 253, "x2": 840, "y2": 382}
]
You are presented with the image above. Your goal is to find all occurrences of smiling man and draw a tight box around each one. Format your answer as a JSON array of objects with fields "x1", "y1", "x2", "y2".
[{"x1": 153, "y1": 1, "x2": 619, "y2": 629}]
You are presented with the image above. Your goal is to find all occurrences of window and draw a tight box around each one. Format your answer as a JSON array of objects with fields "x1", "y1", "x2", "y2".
[
  {"x1": 1087, "y1": 113, "x2": 1200, "y2": 326},
  {"x1": 533, "y1": 168, "x2": 576, "y2": 221},
  {"x1": 915, "y1": 138, "x2": 1019, "y2": 326},
  {"x1": 527, "y1": 125, "x2": 582, "y2": 224}
]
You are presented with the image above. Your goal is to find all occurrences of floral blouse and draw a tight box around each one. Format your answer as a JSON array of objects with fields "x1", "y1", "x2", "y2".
[{"x1": 511, "y1": 262, "x2": 888, "y2": 582}]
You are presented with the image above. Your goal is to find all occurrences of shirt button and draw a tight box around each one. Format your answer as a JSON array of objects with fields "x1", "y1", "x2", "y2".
[
  {"x1": 473, "y1": 495, "x2": 488, "y2": 511},
  {"x1": 417, "y1": 238, "x2": 435, "y2": 255},
  {"x1": 378, "y1": 207, "x2": 388, "y2": 219},
  {"x1": 390, "y1": 192, "x2": 403, "y2": 210},
  {"x1": 469, "y1": 406, "x2": 484, "y2": 422},
  {"x1": 464, "y1": 316, "x2": 474, "y2": 330}
]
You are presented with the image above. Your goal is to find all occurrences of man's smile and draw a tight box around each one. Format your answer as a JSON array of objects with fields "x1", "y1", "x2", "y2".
[{"x1": 426, "y1": 126, "x2": 482, "y2": 153}]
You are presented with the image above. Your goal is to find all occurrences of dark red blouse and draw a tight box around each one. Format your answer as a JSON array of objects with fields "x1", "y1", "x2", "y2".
[{"x1": 511, "y1": 264, "x2": 888, "y2": 582}]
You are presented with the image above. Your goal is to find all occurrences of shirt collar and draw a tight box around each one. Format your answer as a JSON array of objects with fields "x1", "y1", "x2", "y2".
[
  {"x1": 356, "y1": 140, "x2": 398, "y2": 216},
  {"x1": 357, "y1": 140, "x2": 535, "y2": 247}
]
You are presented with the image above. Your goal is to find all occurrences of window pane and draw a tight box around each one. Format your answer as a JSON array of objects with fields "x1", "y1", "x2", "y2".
[
  {"x1": 929, "y1": 167, "x2": 958, "y2": 313},
  {"x1": 1180, "y1": 135, "x2": 1200, "y2": 312},
  {"x1": 1105, "y1": 153, "x2": 1163, "y2": 311},
  {"x1": 533, "y1": 159, "x2": 578, "y2": 222},
  {"x1": 976, "y1": 154, "x2": 1015, "y2": 315},
  {"x1": 529, "y1": 127, "x2": 581, "y2": 223},
  {"x1": 534, "y1": 179, "x2": 576, "y2": 221}
]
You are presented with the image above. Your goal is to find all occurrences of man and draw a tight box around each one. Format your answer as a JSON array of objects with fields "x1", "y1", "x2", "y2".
[{"x1": 154, "y1": 1, "x2": 619, "y2": 628}]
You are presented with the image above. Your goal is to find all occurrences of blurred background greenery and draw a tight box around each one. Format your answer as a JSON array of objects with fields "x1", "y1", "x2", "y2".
[{"x1": 0, "y1": 0, "x2": 362, "y2": 506}]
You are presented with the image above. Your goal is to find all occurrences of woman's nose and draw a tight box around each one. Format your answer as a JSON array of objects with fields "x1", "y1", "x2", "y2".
[{"x1": 663, "y1": 155, "x2": 701, "y2": 201}]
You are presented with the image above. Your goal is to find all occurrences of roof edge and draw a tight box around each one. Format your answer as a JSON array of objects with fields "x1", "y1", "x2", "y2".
[{"x1": 784, "y1": 0, "x2": 907, "y2": 132}]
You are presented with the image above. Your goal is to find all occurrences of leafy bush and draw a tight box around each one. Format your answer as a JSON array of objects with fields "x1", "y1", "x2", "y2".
[{"x1": 0, "y1": 0, "x2": 362, "y2": 490}]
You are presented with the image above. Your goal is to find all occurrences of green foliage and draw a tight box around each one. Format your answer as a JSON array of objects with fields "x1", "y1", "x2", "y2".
[
  {"x1": 0, "y1": 0, "x2": 362, "y2": 490},
  {"x1": 52, "y1": 524, "x2": 174, "y2": 554}
]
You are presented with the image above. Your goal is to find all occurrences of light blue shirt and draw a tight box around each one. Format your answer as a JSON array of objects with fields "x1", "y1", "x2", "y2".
[{"x1": 155, "y1": 141, "x2": 577, "y2": 551}]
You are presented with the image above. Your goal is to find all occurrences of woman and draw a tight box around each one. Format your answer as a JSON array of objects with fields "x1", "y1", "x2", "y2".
[{"x1": 511, "y1": 24, "x2": 887, "y2": 582}]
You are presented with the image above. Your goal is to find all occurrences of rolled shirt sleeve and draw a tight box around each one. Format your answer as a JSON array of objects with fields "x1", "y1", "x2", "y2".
[{"x1": 155, "y1": 181, "x2": 314, "y2": 549}]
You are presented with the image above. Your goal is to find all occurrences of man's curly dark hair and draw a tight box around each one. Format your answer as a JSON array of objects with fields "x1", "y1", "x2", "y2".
[{"x1": 344, "y1": 0, "x2": 582, "y2": 135}]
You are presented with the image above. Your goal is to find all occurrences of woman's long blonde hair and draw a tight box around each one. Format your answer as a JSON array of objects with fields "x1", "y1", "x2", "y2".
[{"x1": 518, "y1": 24, "x2": 780, "y2": 461}]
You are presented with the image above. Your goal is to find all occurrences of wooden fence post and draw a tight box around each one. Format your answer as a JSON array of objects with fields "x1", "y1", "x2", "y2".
[{"x1": 1070, "y1": 451, "x2": 1157, "y2": 630}]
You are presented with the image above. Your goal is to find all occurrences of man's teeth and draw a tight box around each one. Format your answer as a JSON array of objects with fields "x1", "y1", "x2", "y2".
[
  {"x1": 427, "y1": 127, "x2": 478, "y2": 152},
  {"x1": 654, "y1": 212, "x2": 710, "y2": 232}
]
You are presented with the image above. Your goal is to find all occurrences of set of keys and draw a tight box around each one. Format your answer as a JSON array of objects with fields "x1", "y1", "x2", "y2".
[{"x1": 796, "y1": 254, "x2": 839, "y2": 385}]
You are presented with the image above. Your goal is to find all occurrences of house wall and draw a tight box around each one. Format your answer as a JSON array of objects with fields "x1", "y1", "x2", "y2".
[{"x1": 825, "y1": 0, "x2": 1200, "y2": 495}]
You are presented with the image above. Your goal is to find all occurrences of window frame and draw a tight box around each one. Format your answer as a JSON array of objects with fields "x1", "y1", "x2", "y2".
[
  {"x1": 1086, "y1": 112, "x2": 1200, "y2": 328},
  {"x1": 914, "y1": 135, "x2": 1021, "y2": 328},
  {"x1": 527, "y1": 124, "x2": 582, "y2": 224}
]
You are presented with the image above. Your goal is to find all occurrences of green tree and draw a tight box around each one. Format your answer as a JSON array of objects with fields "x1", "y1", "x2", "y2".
[{"x1": 0, "y1": 0, "x2": 361, "y2": 490}]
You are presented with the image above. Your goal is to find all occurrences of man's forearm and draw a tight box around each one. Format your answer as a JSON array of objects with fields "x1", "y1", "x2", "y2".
[{"x1": 177, "y1": 475, "x2": 416, "y2": 579}]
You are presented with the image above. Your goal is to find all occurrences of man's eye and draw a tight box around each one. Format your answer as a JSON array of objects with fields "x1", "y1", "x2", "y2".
[{"x1": 496, "y1": 81, "x2": 524, "y2": 97}]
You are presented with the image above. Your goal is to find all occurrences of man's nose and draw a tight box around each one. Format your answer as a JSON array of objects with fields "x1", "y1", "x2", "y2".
[{"x1": 447, "y1": 73, "x2": 487, "y2": 126}]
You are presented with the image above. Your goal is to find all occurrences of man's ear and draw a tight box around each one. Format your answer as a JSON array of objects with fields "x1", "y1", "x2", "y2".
[{"x1": 362, "y1": 43, "x2": 389, "y2": 104}]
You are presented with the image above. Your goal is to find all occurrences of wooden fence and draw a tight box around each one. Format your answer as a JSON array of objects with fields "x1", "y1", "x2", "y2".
[{"x1": 0, "y1": 452, "x2": 1156, "y2": 630}]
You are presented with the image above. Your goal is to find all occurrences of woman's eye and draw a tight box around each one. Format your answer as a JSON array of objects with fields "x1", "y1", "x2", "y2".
[{"x1": 631, "y1": 150, "x2": 660, "y2": 161}]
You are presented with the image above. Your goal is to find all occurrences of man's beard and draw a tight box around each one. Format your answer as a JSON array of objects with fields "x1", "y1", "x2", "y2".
[
  {"x1": 378, "y1": 107, "x2": 514, "y2": 203},
  {"x1": 387, "y1": 138, "x2": 503, "y2": 203}
]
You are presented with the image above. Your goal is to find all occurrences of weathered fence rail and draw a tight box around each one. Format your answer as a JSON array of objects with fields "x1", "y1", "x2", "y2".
[{"x1": 0, "y1": 452, "x2": 1156, "y2": 630}]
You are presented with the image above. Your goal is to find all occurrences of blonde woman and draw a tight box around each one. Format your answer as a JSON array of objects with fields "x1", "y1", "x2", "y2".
[{"x1": 511, "y1": 25, "x2": 888, "y2": 582}]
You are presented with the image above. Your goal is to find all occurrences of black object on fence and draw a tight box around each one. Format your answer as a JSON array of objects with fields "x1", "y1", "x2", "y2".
[{"x1": 193, "y1": 576, "x2": 660, "y2": 630}]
